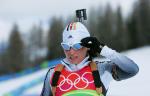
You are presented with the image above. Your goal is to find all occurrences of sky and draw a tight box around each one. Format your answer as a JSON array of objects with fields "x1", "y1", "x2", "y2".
[{"x1": 0, "y1": 0, "x2": 137, "y2": 42}]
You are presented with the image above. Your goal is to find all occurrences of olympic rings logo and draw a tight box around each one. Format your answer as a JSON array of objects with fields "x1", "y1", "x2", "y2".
[{"x1": 57, "y1": 72, "x2": 94, "y2": 91}]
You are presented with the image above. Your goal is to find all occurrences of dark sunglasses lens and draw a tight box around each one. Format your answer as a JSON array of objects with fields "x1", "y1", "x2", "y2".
[{"x1": 73, "y1": 43, "x2": 83, "y2": 50}]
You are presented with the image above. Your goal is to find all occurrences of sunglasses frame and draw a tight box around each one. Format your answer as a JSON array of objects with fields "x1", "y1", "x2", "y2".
[{"x1": 61, "y1": 43, "x2": 83, "y2": 51}]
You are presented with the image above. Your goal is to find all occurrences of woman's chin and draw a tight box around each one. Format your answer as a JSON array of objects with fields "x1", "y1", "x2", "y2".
[{"x1": 69, "y1": 60, "x2": 78, "y2": 64}]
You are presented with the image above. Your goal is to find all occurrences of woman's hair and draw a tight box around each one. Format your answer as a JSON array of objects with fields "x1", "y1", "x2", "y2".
[{"x1": 88, "y1": 49, "x2": 99, "y2": 61}]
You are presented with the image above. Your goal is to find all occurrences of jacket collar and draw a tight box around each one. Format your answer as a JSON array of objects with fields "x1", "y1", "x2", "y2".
[{"x1": 61, "y1": 56, "x2": 90, "y2": 72}]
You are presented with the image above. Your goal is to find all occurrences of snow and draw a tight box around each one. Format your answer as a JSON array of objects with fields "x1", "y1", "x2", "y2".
[
  {"x1": 107, "y1": 46, "x2": 150, "y2": 96},
  {"x1": 0, "y1": 68, "x2": 49, "y2": 96},
  {"x1": 0, "y1": 46, "x2": 150, "y2": 96}
]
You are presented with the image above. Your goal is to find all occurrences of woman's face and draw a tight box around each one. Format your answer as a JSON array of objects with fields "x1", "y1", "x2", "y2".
[{"x1": 64, "y1": 47, "x2": 88, "y2": 64}]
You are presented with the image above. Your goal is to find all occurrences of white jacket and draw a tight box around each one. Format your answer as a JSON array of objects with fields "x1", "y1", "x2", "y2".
[{"x1": 41, "y1": 46, "x2": 139, "y2": 96}]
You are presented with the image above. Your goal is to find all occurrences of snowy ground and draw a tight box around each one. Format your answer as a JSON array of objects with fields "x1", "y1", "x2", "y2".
[
  {"x1": 0, "y1": 46, "x2": 150, "y2": 96},
  {"x1": 0, "y1": 68, "x2": 50, "y2": 96},
  {"x1": 107, "y1": 46, "x2": 150, "y2": 96}
]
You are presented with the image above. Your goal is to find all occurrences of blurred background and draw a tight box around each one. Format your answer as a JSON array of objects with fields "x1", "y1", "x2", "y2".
[{"x1": 0, "y1": 0, "x2": 150, "y2": 96}]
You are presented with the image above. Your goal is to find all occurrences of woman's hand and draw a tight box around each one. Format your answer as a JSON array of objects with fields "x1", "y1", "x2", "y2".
[{"x1": 81, "y1": 37, "x2": 104, "y2": 57}]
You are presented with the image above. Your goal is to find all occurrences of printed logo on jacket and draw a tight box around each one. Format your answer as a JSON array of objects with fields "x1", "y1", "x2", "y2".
[{"x1": 51, "y1": 66, "x2": 98, "y2": 96}]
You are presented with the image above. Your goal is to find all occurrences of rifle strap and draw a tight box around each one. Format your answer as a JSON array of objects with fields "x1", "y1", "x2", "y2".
[{"x1": 90, "y1": 61, "x2": 103, "y2": 94}]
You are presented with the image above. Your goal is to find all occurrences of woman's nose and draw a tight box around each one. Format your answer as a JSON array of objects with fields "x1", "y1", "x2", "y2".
[{"x1": 69, "y1": 48, "x2": 76, "y2": 54}]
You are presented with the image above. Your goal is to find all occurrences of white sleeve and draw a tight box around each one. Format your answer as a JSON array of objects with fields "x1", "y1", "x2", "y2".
[{"x1": 100, "y1": 46, "x2": 139, "y2": 74}]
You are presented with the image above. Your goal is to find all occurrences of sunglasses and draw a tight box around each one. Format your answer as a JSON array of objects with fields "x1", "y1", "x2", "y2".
[{"x1": 61, "y1": 43, "x2": 83, "y2": 51}]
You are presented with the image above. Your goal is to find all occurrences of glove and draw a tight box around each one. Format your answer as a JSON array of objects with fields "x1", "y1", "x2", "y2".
[{"x1": 81, "y1": 37, "x2": 104, "y2": 57}]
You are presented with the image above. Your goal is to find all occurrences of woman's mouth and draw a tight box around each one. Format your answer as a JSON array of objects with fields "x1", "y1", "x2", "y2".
[{"x1": 69, "y1": 55, "x2": 78, "y2": 61}]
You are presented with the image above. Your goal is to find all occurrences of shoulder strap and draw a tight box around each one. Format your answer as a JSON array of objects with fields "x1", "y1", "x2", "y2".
[
  {"x1": 90, "y1": 61, "x2": 103, "y2": 95},
  {"x1": 51, "y1": 64, "x2": 64, "y2": 96}
]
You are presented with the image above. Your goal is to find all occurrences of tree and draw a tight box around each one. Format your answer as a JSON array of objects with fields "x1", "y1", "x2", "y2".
[
  {"x1": 30, "y1": 23, "x2": 44, "y2": 48},
  {"x1": 97, "y1": 4, "x2": 114, "y2": 48},
  {"x1": 127, "y1": 0, "x2": 150, "y2": 48},
  {"x1": 47, "y1": 17, "x2": 64, "y2": 60},
  {"x1": 136, "y1": 0, "x2": 150, "y2": 45},
  {"x1": 88, "y1": 7, "x2": 99, "y2": 37},
  {"x1": 127, "y1": 4, "x2": 139, "y2": 49},
  {"x1": 27, "y1": 23, "x2": 45, "y2": 63},
  {"x1": 115, "y1": 6, "x2": 129, "y2": 51},
  {"x1": 7, "y1": 24, "x2": 25, "y2": 72},
  {"x1": 0, "y1": 42, "x2": 8, "y2": 74}
]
